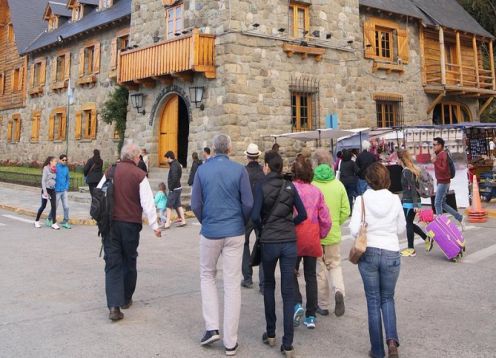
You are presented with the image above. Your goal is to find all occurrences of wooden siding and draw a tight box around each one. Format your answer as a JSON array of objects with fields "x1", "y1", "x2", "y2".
[
  {"x1": 118, "y1": 29, "x2": 216, "y2": 84},
  {"x1": 0, "y1": 0, "x2": 27, "y2": 110},
  {"x1": 422, "y1": 27, "x2": 496, "y2": 94}
]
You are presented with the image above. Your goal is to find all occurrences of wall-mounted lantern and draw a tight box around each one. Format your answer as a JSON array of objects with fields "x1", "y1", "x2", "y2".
[
  {"x1": 189, "y1": 86, "x2": 205, "y2": 110},
  {"x1": 130, "y1": 92, "x2": 146, "y2": 115}
]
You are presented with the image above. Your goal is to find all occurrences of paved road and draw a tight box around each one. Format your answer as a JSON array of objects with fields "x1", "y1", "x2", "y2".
[{"x1": 1, "y1": 208, "x2": 496, "y2": 358}]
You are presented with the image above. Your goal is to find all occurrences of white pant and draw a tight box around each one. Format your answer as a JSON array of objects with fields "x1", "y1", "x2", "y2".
[{"x1": 200, "y1": 234, "x2": 244, "y2": 349}]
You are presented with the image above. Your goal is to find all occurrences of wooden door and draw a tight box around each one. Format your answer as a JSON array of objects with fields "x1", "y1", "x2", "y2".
[{"x1": 159, "y1": 95, "x2": 179, "y2": 167}]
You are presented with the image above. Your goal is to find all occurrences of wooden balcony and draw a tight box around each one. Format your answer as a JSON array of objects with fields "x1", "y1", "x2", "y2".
[
  {"x1": 118, "y1": 29, "x2": 215, "y2": 86},
  {"x1": 421, "y1": 27, "x2": 496, "y2": 97}
]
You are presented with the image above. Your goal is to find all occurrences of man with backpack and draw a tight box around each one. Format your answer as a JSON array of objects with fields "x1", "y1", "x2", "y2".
[
  {"x1": 432, "y1": 137, "x2": 464, "y2": 229},
  {"x1": 96, "y1": 143, "x2": 161, "y2": 321}
]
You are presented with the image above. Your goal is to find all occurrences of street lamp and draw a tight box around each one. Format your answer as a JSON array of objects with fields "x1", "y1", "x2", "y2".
[
  {"x1": 130, "y1": 92, "x2": 146, "y2": 115},
  {"x1": 189, "y1": 86, "x2": 205, "y2": 110}
]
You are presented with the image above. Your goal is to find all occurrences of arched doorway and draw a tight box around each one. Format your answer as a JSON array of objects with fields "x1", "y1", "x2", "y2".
[
  {"x1": 158, "y1": 94, "x2": 189, "y2": 167},
  {"x1": 433, "y1": 102, "x2": 472, "y2": 125}
]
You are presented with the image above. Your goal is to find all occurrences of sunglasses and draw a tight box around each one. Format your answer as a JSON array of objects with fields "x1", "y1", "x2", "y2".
[{"x1": 62, "y1": 159, "x2": 68, "y2": 161}]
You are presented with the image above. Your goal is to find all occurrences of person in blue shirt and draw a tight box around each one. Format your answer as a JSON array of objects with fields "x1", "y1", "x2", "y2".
[
  {"x1": 49, "y1": 154, "x2": 71, "y2": 229},
  {"x1": 191, "y1": 134, "x2": 253, "y2": 356}
]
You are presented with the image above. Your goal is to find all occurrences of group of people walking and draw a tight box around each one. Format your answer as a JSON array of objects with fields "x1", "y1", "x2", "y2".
[{"x1": 40, "y1": 132, "x2": 464, "y2": 358}]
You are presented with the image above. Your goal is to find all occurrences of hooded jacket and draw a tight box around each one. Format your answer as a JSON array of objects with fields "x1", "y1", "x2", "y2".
[
  {"x1": 312, "y1": 164, "x2": 350, "y2": 246},
  {"x1": 54, "y1": 163, "x2": 70, "y2": 192},
  {"x1": 349, "y1": 189, "x2": 406, "y2": 252}
]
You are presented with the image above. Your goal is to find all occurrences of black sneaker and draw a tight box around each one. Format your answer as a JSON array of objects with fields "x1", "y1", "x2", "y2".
[
  {"x1": 241, "y1": 280, "x2": 253, "y2": 288},
  {"x1": 280, "y1": 344, "x2": 295, "y2": 357},
  {"x1": 316, "y1": 306, "x2": 329, "y2": 316},
  {"x1": 225, "y1": 343, "x2": 238, "y2": 356},
  {"x1": 200, "y1": 330, "x2": 220, "y2": 346}
]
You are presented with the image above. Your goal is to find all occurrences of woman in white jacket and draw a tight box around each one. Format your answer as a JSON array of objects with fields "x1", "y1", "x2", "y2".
[{"x1": 349, "y1": 162, "x2": 406, "y2": 358}]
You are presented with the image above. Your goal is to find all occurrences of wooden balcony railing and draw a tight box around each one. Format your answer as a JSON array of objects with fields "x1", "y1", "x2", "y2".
[
  {"x1": 422, "y1": 27, "x2": 496, "y2": 96},
  {"x1": 118, "y1": 29, "x2": 215, "y2": 85}
]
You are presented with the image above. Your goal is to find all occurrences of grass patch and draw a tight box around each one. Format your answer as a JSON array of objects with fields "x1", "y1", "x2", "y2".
[{"x1": 0, "y1": 166, "x2": 84, "y2": 179}]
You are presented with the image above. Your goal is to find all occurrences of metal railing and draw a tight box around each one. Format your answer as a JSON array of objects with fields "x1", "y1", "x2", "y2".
[{"x1": 0, "y1": 170, "x2": 84, "y2": 191}]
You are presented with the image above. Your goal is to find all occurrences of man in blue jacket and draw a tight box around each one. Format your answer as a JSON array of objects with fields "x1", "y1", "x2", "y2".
[
  {"x1": 191, "y1": 134, "x2": 253, "y2": 356},
  {"x1": 50, "y1": 154, "x2": 71, "y2": 229}
]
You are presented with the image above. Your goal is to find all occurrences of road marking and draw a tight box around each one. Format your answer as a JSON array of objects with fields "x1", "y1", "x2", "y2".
[
  {"x1": 463, "y1": 244, "x2": 496, "y2": 264},
  {"x1": 2, "y1": 214, "x2": 34, "y2": 224}
]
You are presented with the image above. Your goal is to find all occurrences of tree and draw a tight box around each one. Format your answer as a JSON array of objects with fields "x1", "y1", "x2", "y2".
[
  {"x1": 101, "y1": 86, "x2": 129, "y2": 152},
  {"x1": 458, "y1": 0, "x2": 496, "y2": 122}
]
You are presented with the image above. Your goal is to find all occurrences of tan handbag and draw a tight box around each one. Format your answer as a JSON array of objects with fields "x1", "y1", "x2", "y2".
[{"x1": 349, "y1": 196, "x2": 367, "y2": 264}]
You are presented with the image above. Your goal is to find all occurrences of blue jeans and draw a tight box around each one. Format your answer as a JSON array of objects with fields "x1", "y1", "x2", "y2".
[
  {"x1": 262, "y1": 242, "x2": 297, "y2": 348},
  {"x1": 48, "y1": 191, "x2": 69, "y2": 222},
  {"x1": 434, "y1": 183, "x2": 462, "y2": 222},
  {"x1": 358, "y1": 248, "x2": 401, "y2": 358},
  {"x1": 357, "y1": 179, "x2": 369, "y2": 196}
]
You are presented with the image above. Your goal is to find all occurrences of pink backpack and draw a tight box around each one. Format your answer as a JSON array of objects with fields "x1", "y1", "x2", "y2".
[{"x1": 418, "y1": 208, "x2": 434, "y2": 223}]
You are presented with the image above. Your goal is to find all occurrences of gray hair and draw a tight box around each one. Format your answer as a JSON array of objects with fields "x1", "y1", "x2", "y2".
[
  {"x1": 212, "y1": 134, "x2": 232, "y2": 154},
  {"x1": 314, "y1": 148, "x2": 333, "y2": 166},
  {"x1": 120, "y1": 143, "x2": 141, "y2": 161}
]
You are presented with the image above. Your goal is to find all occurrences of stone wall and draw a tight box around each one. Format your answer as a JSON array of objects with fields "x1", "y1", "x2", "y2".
[{"x1": 0, "y1": 22, "x2": 130, "y2": 165}]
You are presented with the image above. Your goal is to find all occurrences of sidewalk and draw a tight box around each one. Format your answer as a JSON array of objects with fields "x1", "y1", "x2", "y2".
[
  {"x1": 0, "y1": 182, "x2": 94, "y2": 225},
  {"x1": 0, "y1": 182, "x2": 195, "y2": 225}
]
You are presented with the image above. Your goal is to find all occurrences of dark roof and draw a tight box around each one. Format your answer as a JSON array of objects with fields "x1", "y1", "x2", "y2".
[
  {"x1": 359, "y1": 0, "x2": 433, "y2": 24},
  {"x1": 48, "y1": 2, "x2": 72, "y2": 17},
  {"x1": 360, "y1": 0, "x2": 494, "y2": 38},
  {"x1": 22, "y1": 0, "x2": 131, "y2": 55},
  {"x1": 411, "y1": 0, "x2": 493, "y2": 38},
  {"x1": 7, "y1": 0, "x2": 50, "y2": 53},
  {"x1": 79, "y1": 0, "x2": 99, "y2": 5}
]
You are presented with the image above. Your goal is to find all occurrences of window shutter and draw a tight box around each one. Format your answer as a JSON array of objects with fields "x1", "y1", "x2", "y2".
[
  {"x1": 0, "y1": 73, "x2": 4, "y2": 95},
  {"x1": 11, "y1": 69, "x2": 15, "y2": 92},
  {"x1": 78, "y1": 48, "x2": 85, "y2": 78},
  {"x1": 110, "y1": 38, "x2": 118, "y2": 70},
  {"x1": 75, "y1": 111, "x2": 82, "y2": 139},
  {"x1": 397, "y1": 28, "x2": 409, "y2": 64},
  {"x1": 363, "y1": 20, "x2": 376, "y2": 59},
  {"x1": 31, "y1": 114, "x2": 36, "y2": 140},
  {"x1": 7, "y1": 121, "x2": 12, "y2": 142},
  {"x1": 90, "y1": 107, "x2": 97, "y2": 139},
  {"x1": 61, "y1": 111, "x2": 67, "y2": 139},
  {"x1": 14, "y1": 117, "x2": 21, "y2": 142},
  {"x1": 48, "y1": 113, "x2": 55, "y2": 141},
  {"x1": 40, "y1": 59, "x2": 47, "y2": 86},
  {"x1": 29, "y1": 64, "x2": 35, "y2": 89},
  {"x1": 64, "y1": 52, "x2": 71, "y2": 80},
  {"x1": 19, "y1": 66, "x2": 25, "y2": 91},
  {"x1": 51, "y1": 57, "x2": 58, "y2": 84},
  {"x1": 93, "y1": 42, "x2": 101, "y2": 74}
]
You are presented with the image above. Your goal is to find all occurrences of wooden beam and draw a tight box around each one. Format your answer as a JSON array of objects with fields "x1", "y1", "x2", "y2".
[
  {"x1": 490, "y1": 41, "x2": 496, "y2": 90},
  {"x1": 456, "y1": 32, "x2": 463, "y2": 86},
  {"x1": 478, "y1": 96, "x2": 495, "y2": 116},
  {"x1": 419, "y1": 24, "x2": 426, "y2": 85},
  {"x1": 439, "y1": 27, "x2": 447, "y2": 85},
  {"x1": 427, "y1": 92, "x2": 446, "y2": 114},
  {"x1": 473, "y1": 35, "x2": 480, "y2": 88}
]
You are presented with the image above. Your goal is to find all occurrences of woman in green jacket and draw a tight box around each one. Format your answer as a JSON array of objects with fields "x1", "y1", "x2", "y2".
[{"x1": 312, "y1": 151, "x2": 350, "y2": 317}]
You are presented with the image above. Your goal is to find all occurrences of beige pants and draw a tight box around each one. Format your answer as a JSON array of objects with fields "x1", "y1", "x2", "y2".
[
  {"x1": 317, "y1": 243, "x2": 345, "y2": 310},
  {"x1": 200, "y1": 234, "x2": 244, "y2": 349}
]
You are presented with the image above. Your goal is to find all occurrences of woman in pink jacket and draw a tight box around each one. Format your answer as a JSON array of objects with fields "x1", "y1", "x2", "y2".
[{"x1": 292, "y1": 158, "x2": 332, "y2": 329}]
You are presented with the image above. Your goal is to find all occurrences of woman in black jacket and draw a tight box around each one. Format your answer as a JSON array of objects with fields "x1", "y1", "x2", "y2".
[
  {"x1": 84, "y1": 149, "x2": 104, "y2": 198},
  {"x1": 251, "y1": 150, "x2": 307, "y2": 358},
  {"x1": 188, "y1": 152, "x2": 202, "y2": 186},
  {"x1": 339, "y1": 150, "x2": 359, "y2": 211}
]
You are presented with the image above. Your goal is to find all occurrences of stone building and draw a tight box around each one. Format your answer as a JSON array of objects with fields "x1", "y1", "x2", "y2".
[{"x1": 0, "y1": 0, "x2": 495, "y2": 169}]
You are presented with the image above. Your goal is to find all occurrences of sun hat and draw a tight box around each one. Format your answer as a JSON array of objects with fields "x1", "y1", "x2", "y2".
[{"x1": 244, "y1": 143, "x2": 262, "y2": 157}]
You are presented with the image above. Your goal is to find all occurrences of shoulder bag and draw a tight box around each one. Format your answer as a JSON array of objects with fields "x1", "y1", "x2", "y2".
[
  {"x1": 250, "y1": 180, "x2": 286, "y2": 267},
  {"x1": 348, "y1": 196, "x2": 367, "y2": 264}
]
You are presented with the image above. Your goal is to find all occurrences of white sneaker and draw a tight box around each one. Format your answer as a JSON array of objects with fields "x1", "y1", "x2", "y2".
[
  {"x1": 51, "y1": 223, "x2": 60, "y2": 230},
  {"x1": 34, "y1": 221, "x2": 41, "y2": 228},
  {"x1": 460, "y1": 217, "x2": 466, "y2": 232}
]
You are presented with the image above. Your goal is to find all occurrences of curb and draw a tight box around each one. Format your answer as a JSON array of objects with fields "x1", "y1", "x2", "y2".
[{"x1": 0, "y1": 203, "x2": 196, "y2": 226}]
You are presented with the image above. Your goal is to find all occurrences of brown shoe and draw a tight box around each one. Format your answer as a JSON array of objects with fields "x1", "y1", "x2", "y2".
[
  {"x1": 334, "y1": 291, "x2": 345, "y2": 317},
  {"x1": 109, "y1": 307, "x2": 124, "y2": 321},
  {"x1": 387, "y1": 340, "x2": 399, "y2": 358},
  {"x1": 121, "y1": 299, "x2": 133, "y2": 309}
]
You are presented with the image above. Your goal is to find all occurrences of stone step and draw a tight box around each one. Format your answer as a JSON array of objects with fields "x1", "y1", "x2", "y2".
[{"x1": 148, "y1": 167, "x2": 192, "y2": 208}]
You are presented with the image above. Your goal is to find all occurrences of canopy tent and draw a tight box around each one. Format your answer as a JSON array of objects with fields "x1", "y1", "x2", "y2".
[{"x1": 268, "y1": 128, "x2": 355, "y2": 142}]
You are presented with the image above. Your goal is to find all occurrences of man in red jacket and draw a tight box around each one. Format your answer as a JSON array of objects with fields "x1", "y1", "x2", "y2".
[{"x1": 432, "y1": 137, "x2": 464, "y2": 228}]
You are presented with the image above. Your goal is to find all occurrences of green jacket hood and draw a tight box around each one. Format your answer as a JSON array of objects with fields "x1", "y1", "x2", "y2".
[{"x1": 313, "y1": 164, "x2": 335, "y2": 182}]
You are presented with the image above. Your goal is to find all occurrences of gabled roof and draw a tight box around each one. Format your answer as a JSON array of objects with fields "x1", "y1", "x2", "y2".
[
  {"x1": 359, "y1": 0, "x2": 494, "y2": 39},
  {"x1": 7, "y1": 0, "x2": 50, "y2": 53},
  {"x1": 22, "y1": 0, "x2": 131, "y2": 55},
  {"x1": 44, "y1": 2, "x2": 72, "y2": 19}
]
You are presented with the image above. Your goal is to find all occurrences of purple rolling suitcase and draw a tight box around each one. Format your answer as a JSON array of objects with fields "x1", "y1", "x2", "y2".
[{"x1": 426, "y1": 214, "x2": 465, "y2": 261}]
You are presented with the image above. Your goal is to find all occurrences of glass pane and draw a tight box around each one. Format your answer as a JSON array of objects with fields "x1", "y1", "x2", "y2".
[
  {"x1": 433, "y1": 104, "x2": 442, "y2": 125},
  {"x1": 298, "y1": 9, "x2": 305, "y2": 37},
  {"x1": 375, "y1": 31, "x2": 380, "y2": 56},
  {"x1": 289, "y1": 7, "x2": 294, "y2": 36},
  {"x1": 291, "y1": 95, "x2": 297, "y2": 128},
  {"x1": 451, "y1": 106, "x2": 459, "y2": 124},
  {"x1": 443, "y1": 105, "x2": 451, "y2": 124},
  {"x1": 376, "y1": 103, "x2": 382, "y2": 127}
]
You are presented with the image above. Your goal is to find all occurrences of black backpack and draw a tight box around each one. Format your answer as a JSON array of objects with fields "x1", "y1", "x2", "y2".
[
  {"x1": 446, "y1": 150, "x2": 456, "y2": 179},
  {"x1": 90, "y1": 164, "x2": 116, "y2": 242}
]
